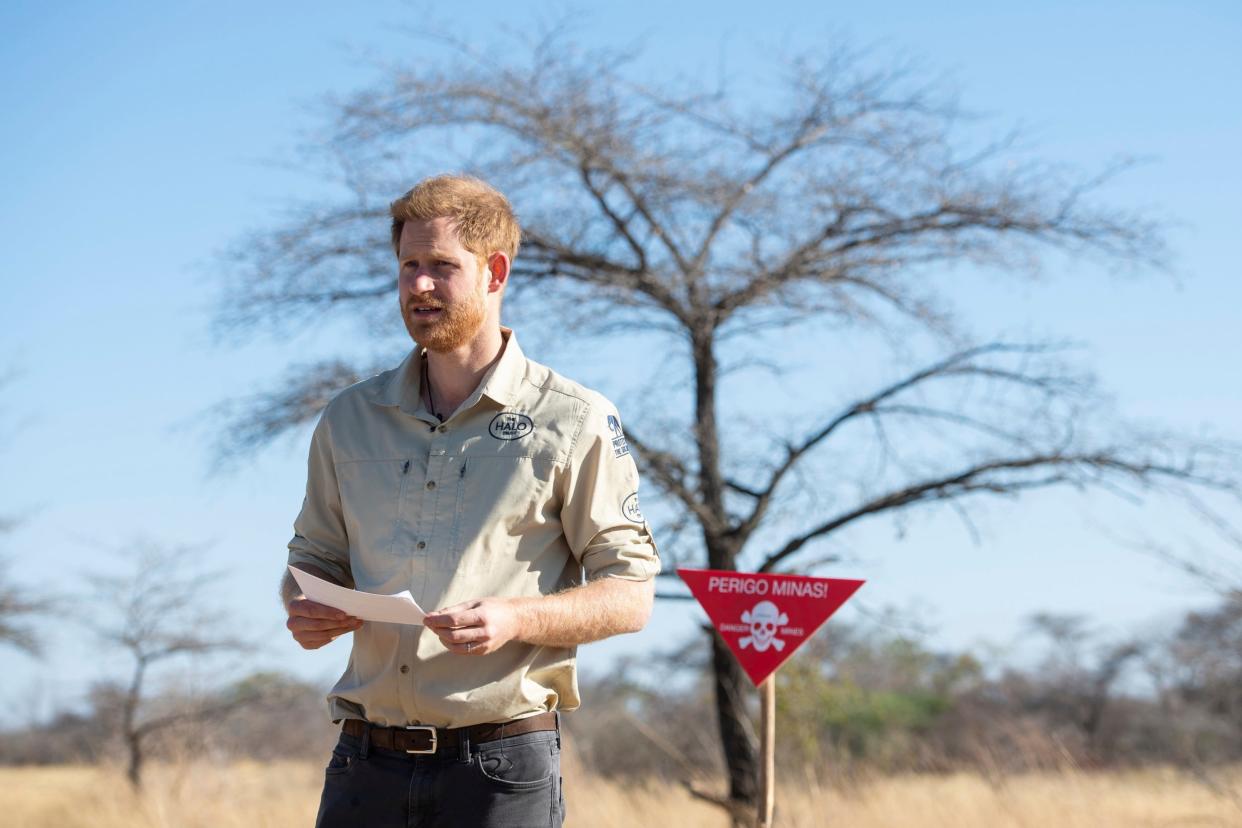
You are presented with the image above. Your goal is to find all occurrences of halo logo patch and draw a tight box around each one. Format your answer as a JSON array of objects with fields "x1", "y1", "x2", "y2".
[
  {"x1": 489, "y1": 412, "x2": 534, "y2": 441},
  {"x1": 606, "y1": 414, "x2": 629, "y2": 458},
  {"x1": 622, "y1": 492, "x2": 644, "y2": 523}
]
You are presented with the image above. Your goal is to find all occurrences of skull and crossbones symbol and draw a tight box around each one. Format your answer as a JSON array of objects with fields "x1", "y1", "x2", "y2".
[{"x1": 739, "y1": 601, "x2": 788, "y2": 652}]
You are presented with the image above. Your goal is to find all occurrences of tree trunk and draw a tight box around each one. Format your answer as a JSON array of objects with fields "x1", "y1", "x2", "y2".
[
  {"x1": 711, "y1": 629, "x2": 758, "y2": 819},
  {"x1": 692, "y1": 325, "x2": 759, "y2": 821},
  {"x1": 123, "y1": 658, "x2": 146, "y2": 789},
  {"x1": 691, "y1": 327, "x2": 725, "y2": 525},
  {"x1": 126, "y1": 732, "x2": 143, "y2": 789}
]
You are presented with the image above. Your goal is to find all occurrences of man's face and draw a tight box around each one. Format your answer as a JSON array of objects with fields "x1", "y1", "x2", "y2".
[{"x1": 397, "y1": 217, "x2": 490, "y2": 352}]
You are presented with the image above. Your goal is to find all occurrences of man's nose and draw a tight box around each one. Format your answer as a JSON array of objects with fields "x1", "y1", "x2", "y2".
[{"x1": 407, "y1": 271, "x2": 436, "y2": 293}]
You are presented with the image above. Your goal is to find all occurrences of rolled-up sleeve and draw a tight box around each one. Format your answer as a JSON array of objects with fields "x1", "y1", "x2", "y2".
[
  {"x1": 559, "y1": 398, "x2": 661, "y2": 582},
  {"x1": 287, "y1": 409, "x2": 354, "y2": 588}
]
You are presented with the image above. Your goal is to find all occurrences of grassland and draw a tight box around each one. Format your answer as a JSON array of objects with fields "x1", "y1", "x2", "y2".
[{"x1": 3, "y1": 760, "x2": 1242, "y2": 827}]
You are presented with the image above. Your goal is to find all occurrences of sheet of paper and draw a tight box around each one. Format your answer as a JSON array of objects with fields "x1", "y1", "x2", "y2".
[{"x1": 288, "y1": 566, "x2": 426, "y2": 625}]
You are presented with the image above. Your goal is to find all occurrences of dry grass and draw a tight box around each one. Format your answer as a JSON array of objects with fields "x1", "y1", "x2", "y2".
[{"x1": 3, "y1": 761, "x2": 1242, "y2": 827}]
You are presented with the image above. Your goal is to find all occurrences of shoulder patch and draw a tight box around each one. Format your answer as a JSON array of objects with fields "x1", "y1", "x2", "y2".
[
  {"x1": 622, "y1": 492, "x2": 644, "y2": 523},
  {"x1": 606, "y1": 414, "x2": 629, "y2": 458}
]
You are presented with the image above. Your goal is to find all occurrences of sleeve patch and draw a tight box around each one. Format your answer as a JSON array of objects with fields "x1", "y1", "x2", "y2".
[{"x1": 606, "y1": 414, "x2": 629, "y2": 458}]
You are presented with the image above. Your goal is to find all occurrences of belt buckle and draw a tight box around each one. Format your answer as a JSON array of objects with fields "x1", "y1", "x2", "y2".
[{"x1": 403, "y1": 724, "x2": 438, "y2": 754}]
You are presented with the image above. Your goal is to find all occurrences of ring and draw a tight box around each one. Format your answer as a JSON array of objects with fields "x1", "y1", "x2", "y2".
[{"x1": 465, "y1": 642, "x2": 474, "y2": 653}]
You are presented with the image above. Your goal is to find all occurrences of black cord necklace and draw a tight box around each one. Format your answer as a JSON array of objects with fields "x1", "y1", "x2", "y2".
[{"x1": 422, "y1": 355, "x2": 445, "y2": 423}]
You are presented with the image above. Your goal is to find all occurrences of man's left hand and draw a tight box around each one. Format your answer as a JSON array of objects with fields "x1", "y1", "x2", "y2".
[{"x1": 424, "y1": 598, "x2": 522, "y2": 655}]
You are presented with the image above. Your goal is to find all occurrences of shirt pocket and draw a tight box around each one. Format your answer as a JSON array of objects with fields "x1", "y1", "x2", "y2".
[
  {"x1": 334, "y1": 458, "x2": 409, "y2": 580},
  {"x1": 447, "y1": 451, "x2": 557, "y2": 573}
]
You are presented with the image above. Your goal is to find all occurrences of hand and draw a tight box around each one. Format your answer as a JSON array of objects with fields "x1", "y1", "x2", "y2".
[
  {"x1": 285, "y1": 597, "x2": 363, "y2": 650},
  {"x1": 424, "y1": 598, "x2": 521, "y2": 656}
]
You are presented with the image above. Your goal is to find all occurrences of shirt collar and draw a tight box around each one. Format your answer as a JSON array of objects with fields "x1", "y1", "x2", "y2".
[
  {"x1": 475, "y1": 327, "x2": 526, "y2": 408},
  {"x1": 368, "y1": 327, "x2": 526, "y2": 415}
]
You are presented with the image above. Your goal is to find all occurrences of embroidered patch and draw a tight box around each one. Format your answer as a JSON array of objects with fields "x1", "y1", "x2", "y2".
[
  {"x1": 622, "y1": 492, "x2": 644, "y2": 523},
  {"x1": 489, "y1": 412, "x2": 534, "y2": 441},
  {"x1": 606, "y1": 414, "x2": 629, "y2": 458}
]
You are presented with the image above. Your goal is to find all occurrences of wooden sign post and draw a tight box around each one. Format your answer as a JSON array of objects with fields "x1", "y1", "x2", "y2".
[
  {"x1": 677, "y1": 569, "x2": 865, "y2": 827},
  {"x1": 759, "y1": 676, "x2": 776, "y2": 828}
]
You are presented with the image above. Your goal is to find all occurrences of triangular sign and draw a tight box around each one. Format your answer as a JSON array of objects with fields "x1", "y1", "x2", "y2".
[{"x1": 678, "y1": 568, "x2": 865, "y2": 686}]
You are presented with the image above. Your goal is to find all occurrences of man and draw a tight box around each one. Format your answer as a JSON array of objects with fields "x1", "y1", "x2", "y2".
[{"x1": 280, "y1": 174, "x2": 660, "y2": 828}]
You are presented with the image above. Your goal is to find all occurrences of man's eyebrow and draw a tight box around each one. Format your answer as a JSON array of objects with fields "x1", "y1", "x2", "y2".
[{"x1": 400, "y1": 250, "x2": 461, "y2": 264}]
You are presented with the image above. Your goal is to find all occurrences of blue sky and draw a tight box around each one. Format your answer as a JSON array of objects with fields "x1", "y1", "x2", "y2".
[{"x1": 2, "y1": 1, "x2": 1240, "y2": 724}]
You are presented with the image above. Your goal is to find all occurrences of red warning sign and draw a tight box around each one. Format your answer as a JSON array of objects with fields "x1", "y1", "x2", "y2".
[{"x1": 678, "y1": 568, "x2": 865, "y2": 686}]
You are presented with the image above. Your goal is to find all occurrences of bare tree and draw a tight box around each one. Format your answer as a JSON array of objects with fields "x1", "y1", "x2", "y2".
[
  {"x1": 212, "y1": 25, "x2": 1241, "y2": 819},
  {"x1": 1025, "y1": 613, "x2": 1145, "y2": 762},
  {"x1": 0, "y1": 557, "x2": 53, "y2": 656},
  {"x1": 0, "y1": 368, "x2": 52, "y2": 655},
  {"x1": 86, "y1": 539, "x2": 252, "y2": 788}
]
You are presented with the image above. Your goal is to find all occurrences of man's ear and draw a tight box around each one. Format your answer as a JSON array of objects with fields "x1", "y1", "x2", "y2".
[{"x1": 486, "y1": 252, "x2": 511, "y2": 294}]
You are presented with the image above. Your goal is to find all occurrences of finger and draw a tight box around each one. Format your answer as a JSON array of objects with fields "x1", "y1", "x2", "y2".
[
  {"x1": 289, "y1": 598, "x2": 352, "y2": 622},
  {"x1": 296, "y1": 619, "x2": 363, "y2": 647},
  {"x1": 445, "y1": 640, "x2": 488, "y2": 655},
  {"x1": 441, "y1": 627, "x2": 487, "y2": 646},
  {"x1": 287, "y1": 616, "x2": 350, "y2": 633},
  {"x1": 426, "y1": 609, "x2": 483, "y2": 629},
  {"x1": 431, "y1": 600, "x2": 477, "y2": 616},
  {"x1": 288, "y1": 616, "x2": 361, "y2": 634},
  {"x1": 424, "y1": 614, "x2": 458, "y2": 629},
  {"x1": 425, "y1": 602, "x2": 481, "y2": 627}
]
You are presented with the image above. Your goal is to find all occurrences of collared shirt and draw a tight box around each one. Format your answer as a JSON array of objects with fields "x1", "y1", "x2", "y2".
[{"x1": 287, "y1": 328, "x2": 660, "y2": 728}]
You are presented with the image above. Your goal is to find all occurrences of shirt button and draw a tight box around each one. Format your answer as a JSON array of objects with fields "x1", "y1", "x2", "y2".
[
  {"x1": 416, "y1": 541, "x2": 426, "y2": 550},
  {"x1": 426, "y1": 481, "x2": 436, "y2": 491},
  {"x1": 399, "y1": 665, "x2": 410, "y2": 674}
]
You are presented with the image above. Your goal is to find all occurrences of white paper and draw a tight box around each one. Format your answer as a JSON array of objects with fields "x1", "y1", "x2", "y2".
[{"x1": 288, "y1": 566, "x2": 426, "y2": 625}]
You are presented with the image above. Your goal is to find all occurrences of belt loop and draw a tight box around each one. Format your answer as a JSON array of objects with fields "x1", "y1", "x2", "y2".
[
  {"x1": 359, "y1": 723, "x2": 371, "y2": 759},
  {"x1": 458, "y1": 725, "x2": 471, "y2": 763}
]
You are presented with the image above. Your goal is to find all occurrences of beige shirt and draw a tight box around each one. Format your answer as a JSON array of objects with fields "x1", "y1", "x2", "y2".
[{"x1": 287, "y1": 328, "x2": 660, "y2": 728}]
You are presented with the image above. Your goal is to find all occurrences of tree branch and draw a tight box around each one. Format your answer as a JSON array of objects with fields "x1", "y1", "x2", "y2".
[
  {"x1": 625, "y1": 429, "x2": 723, "y2": 534},
  {"x1": 729, "y1": 341, "x2": 1081, "y2": 545},
  {"x1": 757, "y1": 445, "x2": 1239, "y2": 573}
]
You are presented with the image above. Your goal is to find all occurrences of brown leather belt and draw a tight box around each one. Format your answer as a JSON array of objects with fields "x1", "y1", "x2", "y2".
[{"x1": 342, "y1": 711, "x2": 558, "y2": 755}]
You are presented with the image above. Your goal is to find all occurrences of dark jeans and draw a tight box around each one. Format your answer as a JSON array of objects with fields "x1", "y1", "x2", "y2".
[{"x1": 314, "y1": 724, "x2": 565, "y2": 828}]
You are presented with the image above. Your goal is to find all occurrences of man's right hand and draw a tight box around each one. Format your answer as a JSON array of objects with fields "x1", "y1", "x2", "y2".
[{"x1": 285, "y1": 597, "x2": 364, "y2": 649}]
